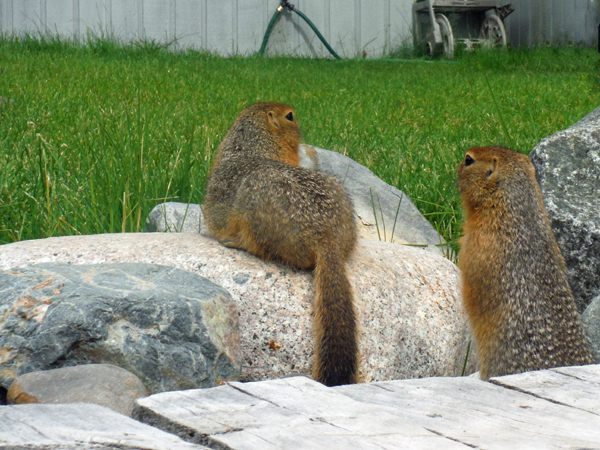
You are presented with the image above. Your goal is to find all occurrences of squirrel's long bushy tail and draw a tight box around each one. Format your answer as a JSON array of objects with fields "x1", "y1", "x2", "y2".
[{"x1": 312, "y1": 249, "x2": 357, "y2": 386}]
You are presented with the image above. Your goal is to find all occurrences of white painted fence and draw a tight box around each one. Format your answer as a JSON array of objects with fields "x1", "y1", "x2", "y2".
[
  {"x1": 506, "y1": 0, "x2": 598, "y2": 47},
  {"x1": 0, "y1": 1, "x2": 598, "y2": 57}
]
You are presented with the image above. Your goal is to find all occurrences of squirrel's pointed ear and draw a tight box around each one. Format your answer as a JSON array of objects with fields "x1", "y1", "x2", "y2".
[
  {"x1": 486, "y1": 157, "x2": 499, "y2": 179},
  {"x1": 267, "y1": 110, "x2": 280, "y2": 129}
]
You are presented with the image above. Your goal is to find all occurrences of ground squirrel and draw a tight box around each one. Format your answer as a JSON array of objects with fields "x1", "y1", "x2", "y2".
[
  {"x1": 203, "y1": 102, "x2": 358, "y2": 386},
  {"x1": 457, "y1": 146, "x2": 593, "y2": 379}
]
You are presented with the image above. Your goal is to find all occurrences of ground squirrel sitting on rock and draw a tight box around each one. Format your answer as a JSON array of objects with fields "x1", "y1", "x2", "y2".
[
  {"x1": 203, "y1": 102, "x2": 358, "y2": 386},
  {"x1": 457, "y1": 146, "x2": 593, "y2": 379}
]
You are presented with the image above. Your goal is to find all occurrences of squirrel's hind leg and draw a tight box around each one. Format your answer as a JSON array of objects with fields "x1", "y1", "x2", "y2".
[{"x1": 215, "y1": 216, "x2": 269, "y2": 260}]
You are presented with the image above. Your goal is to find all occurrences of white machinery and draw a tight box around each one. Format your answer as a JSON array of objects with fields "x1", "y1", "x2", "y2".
[{"x1": 412, "y1": 0, "x2": 515, "y2": 58}]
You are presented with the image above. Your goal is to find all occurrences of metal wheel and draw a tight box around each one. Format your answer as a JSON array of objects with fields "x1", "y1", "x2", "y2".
[
  {"x1": 479, "y1": 14, "x2": 507, "y2": 47},
  {"x1": 435, "y1": 14, "x2": 454, "y2": 59}
]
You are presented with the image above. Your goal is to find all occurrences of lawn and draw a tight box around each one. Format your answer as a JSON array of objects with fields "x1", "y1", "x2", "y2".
[{"x1": 0, "y1": 36, "x2": 598, "y2": 257}]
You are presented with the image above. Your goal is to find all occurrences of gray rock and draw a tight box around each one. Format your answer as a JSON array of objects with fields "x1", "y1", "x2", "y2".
[
  {"x1": 0, "y1": 263, "x2": 242, "y2": 394},
  {"x1": 0, "y1": 232, "x2": 474, "y2": 383},
  {"x1": 1, "y1": 402, "x2": 209, "y2": 449},
  {"x1": 300, "y1": 144, "x2": 446, "y2": 256},
  {"x1": 582, "y1": 295, "x2": 600, "y2": 363},
  {"x1": 146, "y1": 201, "x2": 205, "y2": 233},
  {"x1": 529, "y1": 107, "x2": 600, "y2": 312},
  {"x1": 7, "y1": 363, "x2": 148, "y2": 416}
]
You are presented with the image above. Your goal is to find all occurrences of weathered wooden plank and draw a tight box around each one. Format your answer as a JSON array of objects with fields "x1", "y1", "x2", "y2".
[
  {"x1": 0, "y1": 402, "x2": 209, "y2": 449},
  {"x1": 135, "y1": 376, "x2": 469, "y2": 449},
  {"x1": 135, "y1": 383, "x2": 304, "y2": 437},
  {"x1": 489, "y1": 365, "x2": 600, "y2": 416},
  {"x1": 553, "y1": 363, "x2": 600, "y2": 384},
  {"x1": 335, "y1": 372, "x2": 600, "y2": 450},
  {"x1": 217, "y1": 421, "x2": 460, "y2": 450}
]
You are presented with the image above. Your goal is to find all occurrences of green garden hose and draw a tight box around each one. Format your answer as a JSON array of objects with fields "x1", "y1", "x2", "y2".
[{"x1": 259, "y1": 1, "x2": 341, "y2": 60}]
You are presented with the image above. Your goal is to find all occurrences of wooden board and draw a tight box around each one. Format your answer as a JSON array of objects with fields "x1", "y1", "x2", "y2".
[
  {"x1": 335, "y1": 370, "x2": 600, "y2": 450},
  {"x1": 8, "y1": 366, "x2": 599, "y2": 449},
  {"x1": 0, "y1": 402, "x2": 208, "y2": 450},
  {"x1": 134, "y1": 376, "x2": 470, "y2": 450},
  {"x1": 489, "y1": 365, "x2": 600, "y2": 415}
]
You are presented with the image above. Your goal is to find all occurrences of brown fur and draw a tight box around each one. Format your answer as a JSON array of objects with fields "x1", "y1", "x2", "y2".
[
  {"x1": 203, "y1": 103, "x2": 358, "y2": 386},
  {"x1": 458, "y1": 146, "x2": 593, "y2": 379}
]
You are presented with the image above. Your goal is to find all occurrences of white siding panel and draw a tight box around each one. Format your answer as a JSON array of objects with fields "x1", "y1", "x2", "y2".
[
  {"x1": 45, "y1": 0, "x2": 72, "y2": 36},
  {"x1": 389, "y1": 0, "x2": 413, "y2": 48},
  {"x1": 142, "y1": 1, "x2": 169, "y2": 42},
  {"x1": 584, "y1": 1, "x2": 599, "y2": 46},
  {"x1": 329, "y1": 0, "x2": 356, "y2": 57},
  {"x1": 109, "y1": 0, "x2": 138, "y2": 41},
  {"x1": 79, "y1": 0, "x2": 106, "y2": 36},
  {"x1": 175, "y1": 0, "x2": 202, "y2": 50},
  {"x1": 10, "y1": 0, "x2": 40, "y2": 34},
  {"x1": 236, "y1": 0, "x2": 263, "y2": 55},
  {"x1": 206, "y1": 2, "x2": 233, "y2": 54},
  {"x1": 0, "y1": 0, "x2": 598, "y2": 54},
  {"x1": 360, "y1": 0, "x2": 385, "y2": 56}
]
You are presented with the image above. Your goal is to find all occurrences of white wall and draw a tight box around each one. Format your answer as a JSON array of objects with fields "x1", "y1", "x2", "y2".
[
  {"x1": 0, "y1": 1, "x2": 598, "y2": 56},
  {"x1": 503, "y1": 0, "x2": 599, "y2": 47}
]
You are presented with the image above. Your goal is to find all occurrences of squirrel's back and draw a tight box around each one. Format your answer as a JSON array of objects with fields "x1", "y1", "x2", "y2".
[
  {"x1": 457, "y1": 146, "x2": 593, "y2": 379},
  {"x1": 204, "y1": 102, "x2": 356, "y2": 268}
]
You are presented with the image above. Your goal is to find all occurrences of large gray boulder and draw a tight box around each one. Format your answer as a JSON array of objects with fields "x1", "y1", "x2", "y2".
[
  {"x1": 0, "y1": 263, "x2": 241, "y2": 394},
  {"x1": 582, "y1": 294, "x2": 600, "y2": 363},
  {"x1": 0, "y1": 232, "x2": 474, "y2": 383},
  {"x1": 529, "y1": 107, "x2": 600, "y2": 312},
  {"x1": 146, "y1": 145, "x2": 446, "y2": 256}
]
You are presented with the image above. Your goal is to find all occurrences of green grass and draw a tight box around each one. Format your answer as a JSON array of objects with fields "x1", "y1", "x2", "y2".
[{"x1": 0, "y1": 36, "x2": 598, "y2": 257}]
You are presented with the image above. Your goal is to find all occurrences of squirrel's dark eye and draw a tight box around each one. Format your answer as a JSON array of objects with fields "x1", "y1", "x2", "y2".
[
  {"x1": 285, "y1": 112, "x2": 294, "y2": 121},
  {"x1": 464, "y1": 155, "x2": 475, "y2": 166}
]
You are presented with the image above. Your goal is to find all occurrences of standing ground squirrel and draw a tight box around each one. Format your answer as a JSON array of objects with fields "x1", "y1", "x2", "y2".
[
  {"x1": 458, "y1": 146, "x2": 593, "y2": 379},
  {"x1": 203, "y1": 102, "x2": 358, "y2": 386}
]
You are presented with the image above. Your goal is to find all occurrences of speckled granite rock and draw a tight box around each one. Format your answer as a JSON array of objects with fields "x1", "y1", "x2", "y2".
[
  {"x1": 7, "y1": 364, "x2": 147, "y2": 416},
  {"x1": 0, "y1": 233, "x2": 473, "y2": 383},
  {"x1": 582, "y1": 295, "x2": 600, "y2": 363},
  {"x1": 0, "y1": 263, "x2": 241, "y2": 394},
  {"x1": 530, "y1": 107, "x2": 600, "y2": 312},
  {"x1": 146, "y1": 145, "x2": 446, "y2": 256}
]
